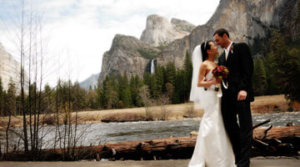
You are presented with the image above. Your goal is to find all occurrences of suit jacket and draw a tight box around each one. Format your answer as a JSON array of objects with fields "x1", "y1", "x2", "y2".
[{"x1": 218, "y1": 42, "x2": 254, "y2": 102}]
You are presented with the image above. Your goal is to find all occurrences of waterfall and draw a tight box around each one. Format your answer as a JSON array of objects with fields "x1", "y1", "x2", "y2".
[{"x1": 150, "y1": 59, "x2": 155, "y2": 74}]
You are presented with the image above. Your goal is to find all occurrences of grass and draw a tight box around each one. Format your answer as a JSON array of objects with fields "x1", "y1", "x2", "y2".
[
  {"x1": 251, "y1": 94, "x2": 299, "y2": 114},
  {"x1": 0, "y1": 95, "x2": 298, "y2": 129}
]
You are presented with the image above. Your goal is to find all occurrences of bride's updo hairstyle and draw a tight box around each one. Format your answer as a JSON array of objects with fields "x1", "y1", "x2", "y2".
[{"x1": 200, "y1": 40, "x2": 213, "y2": 61}]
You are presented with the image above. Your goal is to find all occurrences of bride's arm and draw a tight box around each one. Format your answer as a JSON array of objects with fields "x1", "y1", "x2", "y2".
[{"x1": 197, "y1": 64, "x2": 217, "y2": 88}]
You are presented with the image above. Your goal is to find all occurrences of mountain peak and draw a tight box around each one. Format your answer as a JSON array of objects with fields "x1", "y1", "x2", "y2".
[{"x1": 140, "y1": 14, "x2": 195, "y2": 46}]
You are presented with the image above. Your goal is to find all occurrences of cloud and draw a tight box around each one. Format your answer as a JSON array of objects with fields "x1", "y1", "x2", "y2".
[{"x1": 0, "y1": 0, "x2": 220, "y2": 86}]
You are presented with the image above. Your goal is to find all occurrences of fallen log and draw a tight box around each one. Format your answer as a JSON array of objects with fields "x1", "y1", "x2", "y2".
[
  {"x1": 253, "y1": 125, "x2": 300, "y2": 140},
  {"x1": 3, "y1": 126, "x2": 300, "y2": 161},
  {"x1": 96, "y1": 126, "x2": 300, "y2": 160},
  {"x1": 252, "y1": 119, "x2": 270, "y2": 130},
  {"x1": 251, "y1": 125, "x2": 300, "y2": 156}
]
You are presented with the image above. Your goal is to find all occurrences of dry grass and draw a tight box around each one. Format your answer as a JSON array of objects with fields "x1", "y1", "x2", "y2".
[
  {"x1": 251, "y1": 94, "x2": 299, "y2": 114},
  {"x1": 0, "y1": 94, "x2": 298, "y2": 128},
  {"x1": 80, "y1": 103, "x2": 203, "y2": 122}
]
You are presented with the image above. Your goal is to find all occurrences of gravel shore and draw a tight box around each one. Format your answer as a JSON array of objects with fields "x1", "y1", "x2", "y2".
[{"x1": 0, "y1": 157, "x2": 299, "y2": 167}]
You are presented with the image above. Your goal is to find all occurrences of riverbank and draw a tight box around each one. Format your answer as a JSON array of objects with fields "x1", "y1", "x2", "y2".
[
  {"x1": 0, "y1": 95, "x2": 299, "y2": 128},
  {"x1": 0, "y1": 157, "x2": 299, "y2": 167},
  {"x1": 2, "y1": 125, "x2": 298, "y2": 161}
]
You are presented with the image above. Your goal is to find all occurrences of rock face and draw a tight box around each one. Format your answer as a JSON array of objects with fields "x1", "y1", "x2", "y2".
[
  {"x1": 97, "y1": 16, "x2": 195, "y2": 86},
  {"x1": 0, "y1": 43, "x2": 21, "y2": 92},
  {"x1": 79, "y1": 73, "x2": 99, "y2": 90},
  {"x1": 98, "y1": 0, "x2": 299, "y2": 85},
  {"x1": 98, "y1": 34, "x2": 160, "y2": 85},
  {"x1": 140, "y1": 15, "x2": 195, "y2": 46},
  {"x1": 171, "y1": 18, "x2": 196, "y2": 33},
  {"x1": 156, "y1": 0, "x2": 299, "y2": 68}
]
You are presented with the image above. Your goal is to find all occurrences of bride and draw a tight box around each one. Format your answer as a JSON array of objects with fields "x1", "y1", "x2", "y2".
[{"x1": 188, "y1": 41, "x2": 235, "y2": 167}]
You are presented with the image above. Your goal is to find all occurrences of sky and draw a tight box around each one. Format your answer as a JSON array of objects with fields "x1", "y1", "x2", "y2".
[{"x1": 0, "y1": 0, "x2": 220, "y2": 86}]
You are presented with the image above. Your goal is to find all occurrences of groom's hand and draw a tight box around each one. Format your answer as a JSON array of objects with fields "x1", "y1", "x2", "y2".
[{"x1": 237, "y1": 90, "x2": 247, "y2": 101}]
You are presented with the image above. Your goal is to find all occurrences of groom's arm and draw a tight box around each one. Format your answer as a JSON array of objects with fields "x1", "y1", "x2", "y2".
[{"x1": 237, "y1": 43, "x2": 253, "y2": 94}]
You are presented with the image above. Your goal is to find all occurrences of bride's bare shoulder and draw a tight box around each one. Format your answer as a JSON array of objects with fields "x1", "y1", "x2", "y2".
[
  {"x1": 201, "y1": 60, "x2": 209, "y2": 67},
  {"x1": 200, "y1": 61, "x2": 208, "y2": 70}
]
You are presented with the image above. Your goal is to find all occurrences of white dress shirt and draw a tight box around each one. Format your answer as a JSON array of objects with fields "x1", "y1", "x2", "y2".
[{"x1": 224, "y1": 41, "x2": 233, "y2": 60}]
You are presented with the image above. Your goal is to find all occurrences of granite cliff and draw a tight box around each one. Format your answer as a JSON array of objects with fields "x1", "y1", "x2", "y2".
[
  {"x1": 80, "y1": 73, "x2": 99, "y2": 90},
  {"x1": 140, "y1": 15, "x2": 195, "y2": 46},
  {"x1": 96, "y1": 0, "x2": 299, "y2": 86},
  {"x1": 0, "y1": 43, "x2": 22, "y2": 92},
  {"x1": 97, "y1": 15, "x2": 195, "y2": 85},
  {"x1": 98, "y1": 34, "x2": 160, "y2": 85},
  {"x1": 157, "y1": 0, "x2": 299, "y2": 68}
]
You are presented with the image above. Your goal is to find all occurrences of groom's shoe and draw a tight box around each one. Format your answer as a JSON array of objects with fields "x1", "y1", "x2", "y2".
[{"x1": 237, "y1": 159, "x2": 250, "y2": 167}]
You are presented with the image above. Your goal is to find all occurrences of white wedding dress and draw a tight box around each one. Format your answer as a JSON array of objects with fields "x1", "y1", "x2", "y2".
[{"x1": 188, "y1": 45, "x2": 235, "y2": 167}]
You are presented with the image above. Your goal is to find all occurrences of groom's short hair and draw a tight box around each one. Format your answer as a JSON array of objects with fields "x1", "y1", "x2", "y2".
[{"x1": 214, "y1": 28, "x2": 230, "y2": 38}]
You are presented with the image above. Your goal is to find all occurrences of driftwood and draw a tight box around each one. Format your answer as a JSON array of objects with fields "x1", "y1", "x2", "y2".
[
  {"x1": 3, "y1": 123, "x2": 300, "y2": 161},
  {"x1": 96, "y1": 125, "x2": 300, "y2": 160},
  {"x1": 251, "y1": 120, "x2": 300, "y2": 156}
]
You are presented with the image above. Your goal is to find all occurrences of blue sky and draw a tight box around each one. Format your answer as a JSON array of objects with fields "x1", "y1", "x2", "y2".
[{"x1": 0, "y1": 0, "x2": 219, "y2": 86}]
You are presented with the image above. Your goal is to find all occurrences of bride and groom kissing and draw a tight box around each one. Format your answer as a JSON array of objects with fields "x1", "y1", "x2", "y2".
[{"x1": 189, "y1": 28, "x2": 254, "y2": 167}]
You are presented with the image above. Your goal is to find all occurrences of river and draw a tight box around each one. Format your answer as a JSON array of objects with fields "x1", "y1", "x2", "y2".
[{"x1": 2, "y1": 112, "x2": 300, "y2": 150}]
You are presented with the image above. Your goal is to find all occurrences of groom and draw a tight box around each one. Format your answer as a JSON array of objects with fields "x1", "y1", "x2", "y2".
[{"x1": 213, "y1": 28, "x2": 254, "y2": 167}]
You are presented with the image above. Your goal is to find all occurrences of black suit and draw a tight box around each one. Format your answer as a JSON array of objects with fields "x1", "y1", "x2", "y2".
[{"x1": 218, "y1": 42, "x2": 254, "y2": 167}]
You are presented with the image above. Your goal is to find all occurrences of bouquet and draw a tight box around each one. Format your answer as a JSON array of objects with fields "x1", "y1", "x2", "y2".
[{"x1": 212, "y1": 65, "x2": 229, "y2": 80}]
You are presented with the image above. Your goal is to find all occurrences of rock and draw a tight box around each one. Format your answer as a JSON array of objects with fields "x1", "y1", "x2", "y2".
[
  {"x1": 0, "y1": 43, "x2": 23, "y2": 93},
  {"x1": 156, "y1": 0, "x2": 300, "y2": 68},
  {"x1": 98, "y1": 0, "x2": 299, "y2": 85},
  {"x1": 140, "y1": 14, "x2": 195, "y2": 46},
  {"x1": 79, "y1": 73, "x2": 99, "y2": 90},
  {"x1": 171, "y1": 18, "x2": 196, "y2": 33},
  {"x1": 190, "y1": 131, "x2": 198, "y2": 137},
  {"x1": 98, "y1": 34, "x2": 160, "y2": 85}
]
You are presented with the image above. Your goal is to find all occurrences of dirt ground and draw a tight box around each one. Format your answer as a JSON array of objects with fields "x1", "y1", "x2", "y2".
[{"x1": 0, "y1": 157, "x2": 299, "y2": 167}]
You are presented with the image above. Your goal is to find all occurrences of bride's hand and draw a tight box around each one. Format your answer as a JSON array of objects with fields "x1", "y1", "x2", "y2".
[
  {"x1": 209, "y1": 79, "x2": 219, "y2": 86},
  {"x1": 199, "y1": 79, "x2": 220, "y2": 88}
]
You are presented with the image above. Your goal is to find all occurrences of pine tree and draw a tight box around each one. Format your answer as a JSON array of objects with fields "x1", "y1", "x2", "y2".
[
  {"x1": 130, "y1": 75, "x2": 144, "y2": 107},
  {"x1": 135, "y1": 76, "x2": 144, "y2": 106},
  {"x1": 6, "y1": 80, "x2": 16, "y2": 116},
  {"x1": 111, "y1": 75, "x2": 120, "y2": 107},
  {"x1": 119, "y1": 73, "x2": 132, "y2": 107},
  {"x1": 73, "y1": 82, "x2": 87, "y2": 110},
  {"x1": 269, "y1": 29, "x2": 300, "y2": 101},
  {"x1": 143, "y1": 72, "x2": 152, "y2": 91},
  {"x1": 174, "y1": 70, "x2": 185, "y2": 103},
  {"x1": 103, "y1": 76, "x2": 118, "y2": 109},
  {"x1": 183, "y1": 50, "x2": 193, "y2": 101},
  {"x1": 252, "y1": 58, "x2": 267, "y2": 95},
  {"x1": 154, "y1": 65, "x2": 164, "y2": 95},
  {"x1": 149, "y1": 74, "x2": 159, "y2": 98},
  {"x1": 130, "y1": 76, "x2": 137, "y2": 106},
  {"x1": 42, "y1": 84, "x2": 54, "y2": 114},
  {"x1": 285, "y1": 47, "x2": 300, "y2": 101},
  {"x1": 165, "y1": 82, "x2": 174, "y2": 102},
  {"x1": 96, "y1": 86, "x2": 104, "y2": 109},
  {"x1": 264, "y1": 52, "x2": 280, "y2": 94},
  {"x1": 87, "y1": 89, "x2": 97, "y2": 109},
  {"x1": 165, "y1": 62, "x2": 176, "y2": 86},
  {"x1": 143, "y1": 72, "x2": 159, "y2": 98},
  {"x1": 269, "y1": 29, "x2": 287, "y2": 95}
]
